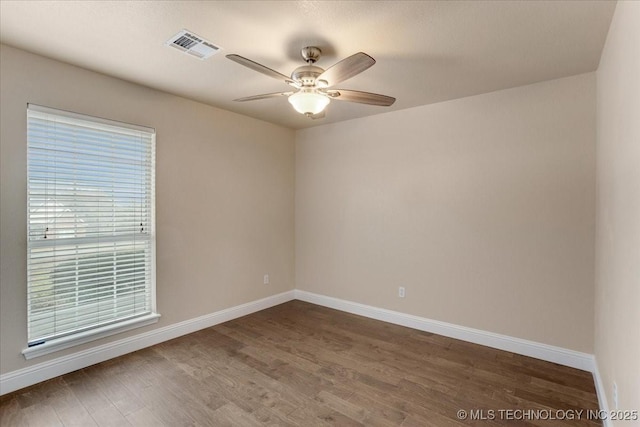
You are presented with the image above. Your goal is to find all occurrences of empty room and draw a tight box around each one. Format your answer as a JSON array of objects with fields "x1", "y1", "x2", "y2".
[{"x1": 0, "y1": 1, "x2": 638, "y2": 426}]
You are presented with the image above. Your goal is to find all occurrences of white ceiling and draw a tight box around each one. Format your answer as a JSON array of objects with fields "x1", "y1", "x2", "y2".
[{"x1": 0, "y1": 1, "x2": 616, "y2": 130}]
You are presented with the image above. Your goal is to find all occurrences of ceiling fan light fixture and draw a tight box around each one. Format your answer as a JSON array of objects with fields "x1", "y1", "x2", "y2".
[
  {"x1": 227, "y1": 46, "x2": 395, "y2": 118},
  {"x1": 288, "y1": 91, "x2": 330, "y2": 115}
]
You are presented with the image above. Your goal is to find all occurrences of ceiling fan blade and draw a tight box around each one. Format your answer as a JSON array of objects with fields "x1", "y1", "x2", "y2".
[
  {"x1": 233, "y1": 92, "x2": 293, "y2": 102},
  {"x1": 327, "y1": 89, "x2": 395, "y2": 106},
  {"x1": 226, "y1": 54, "x2": 297, "y2": 86},
  {"x1": 317, "y1": 52, "x2": 376, "y2": 87}
]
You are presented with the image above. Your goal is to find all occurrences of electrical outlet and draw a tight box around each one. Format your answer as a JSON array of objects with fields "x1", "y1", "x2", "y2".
[
  {"x1": 398, "y1": 286, "x2": 405, "y2": 298},
  {"x1": 263, "y1": 274, "x2": 269, "y2": 285},
  {"x1": 613, "y1": 382, "x2": 618, "y2": 410}
]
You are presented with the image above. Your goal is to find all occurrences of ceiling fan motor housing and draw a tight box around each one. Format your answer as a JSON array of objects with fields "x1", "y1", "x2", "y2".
[{"x1": 291, "y1": 65, "x2": 324, "y2": 87}]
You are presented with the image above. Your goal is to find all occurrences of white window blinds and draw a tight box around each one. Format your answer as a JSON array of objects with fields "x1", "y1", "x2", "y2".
[{"x1": 26, "y1": 104, "x2": 156, "y2": 346}]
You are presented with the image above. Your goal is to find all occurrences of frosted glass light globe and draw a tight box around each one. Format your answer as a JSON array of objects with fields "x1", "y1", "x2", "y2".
[{"x1": 288, "y1": 91, "x2": 330, "y2": 115}]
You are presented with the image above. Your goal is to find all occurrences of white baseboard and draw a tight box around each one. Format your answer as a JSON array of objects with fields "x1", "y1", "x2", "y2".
[
  {"x1": 294, "y1": 290, "x2": 596, "y2": 372},
  {"x1": 592, "y1": 358, "x2": 611, "y2": 427},
  {"x1": 0, "y1": 290, "x2": 295, "y2": 396}
]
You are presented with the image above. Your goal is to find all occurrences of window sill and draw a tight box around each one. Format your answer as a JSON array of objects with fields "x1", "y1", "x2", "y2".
[{"x1": 22, "y1": 313, "x2": 161, "y2": 360}]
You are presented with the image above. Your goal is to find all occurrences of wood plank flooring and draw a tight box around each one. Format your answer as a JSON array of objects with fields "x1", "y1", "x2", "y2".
[{"x1": 0, "y1": 301, "x2": 601, "y2": 426}]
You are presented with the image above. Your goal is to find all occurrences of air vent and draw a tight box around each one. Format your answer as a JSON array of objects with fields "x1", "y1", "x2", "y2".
[{"x1": 165, "y1": 30, "x2": 220, "y2": 60}]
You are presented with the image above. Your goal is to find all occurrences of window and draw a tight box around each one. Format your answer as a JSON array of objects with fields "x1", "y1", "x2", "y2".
[{"x1": 24, "y1": 104, "x2": 159, "y2": 359}]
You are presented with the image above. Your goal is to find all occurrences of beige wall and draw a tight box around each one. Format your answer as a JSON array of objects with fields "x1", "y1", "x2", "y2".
[
  {"x1": 296, "y1": 73, "x2": 596, "y2": 352},
  {"x1": 0, "y1": 44, "x2": 295, "y2": 375},
  {"x1": 595, "y1": 1, "x2": 640, "y2": 417}
]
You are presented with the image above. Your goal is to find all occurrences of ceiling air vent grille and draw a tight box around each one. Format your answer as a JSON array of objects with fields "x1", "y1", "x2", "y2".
[{"x1": 165, "y1": 30, "x2": 220, "y2": 60}]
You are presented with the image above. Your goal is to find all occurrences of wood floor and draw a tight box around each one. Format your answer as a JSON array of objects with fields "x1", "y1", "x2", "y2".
[{"x1": 1, "y1": 301, "x2": 601, "y2": 426}]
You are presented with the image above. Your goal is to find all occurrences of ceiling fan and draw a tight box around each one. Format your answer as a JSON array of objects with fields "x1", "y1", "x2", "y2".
[{"x1": 226, "y1": 46, "x2": 395, "y2": 119}]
